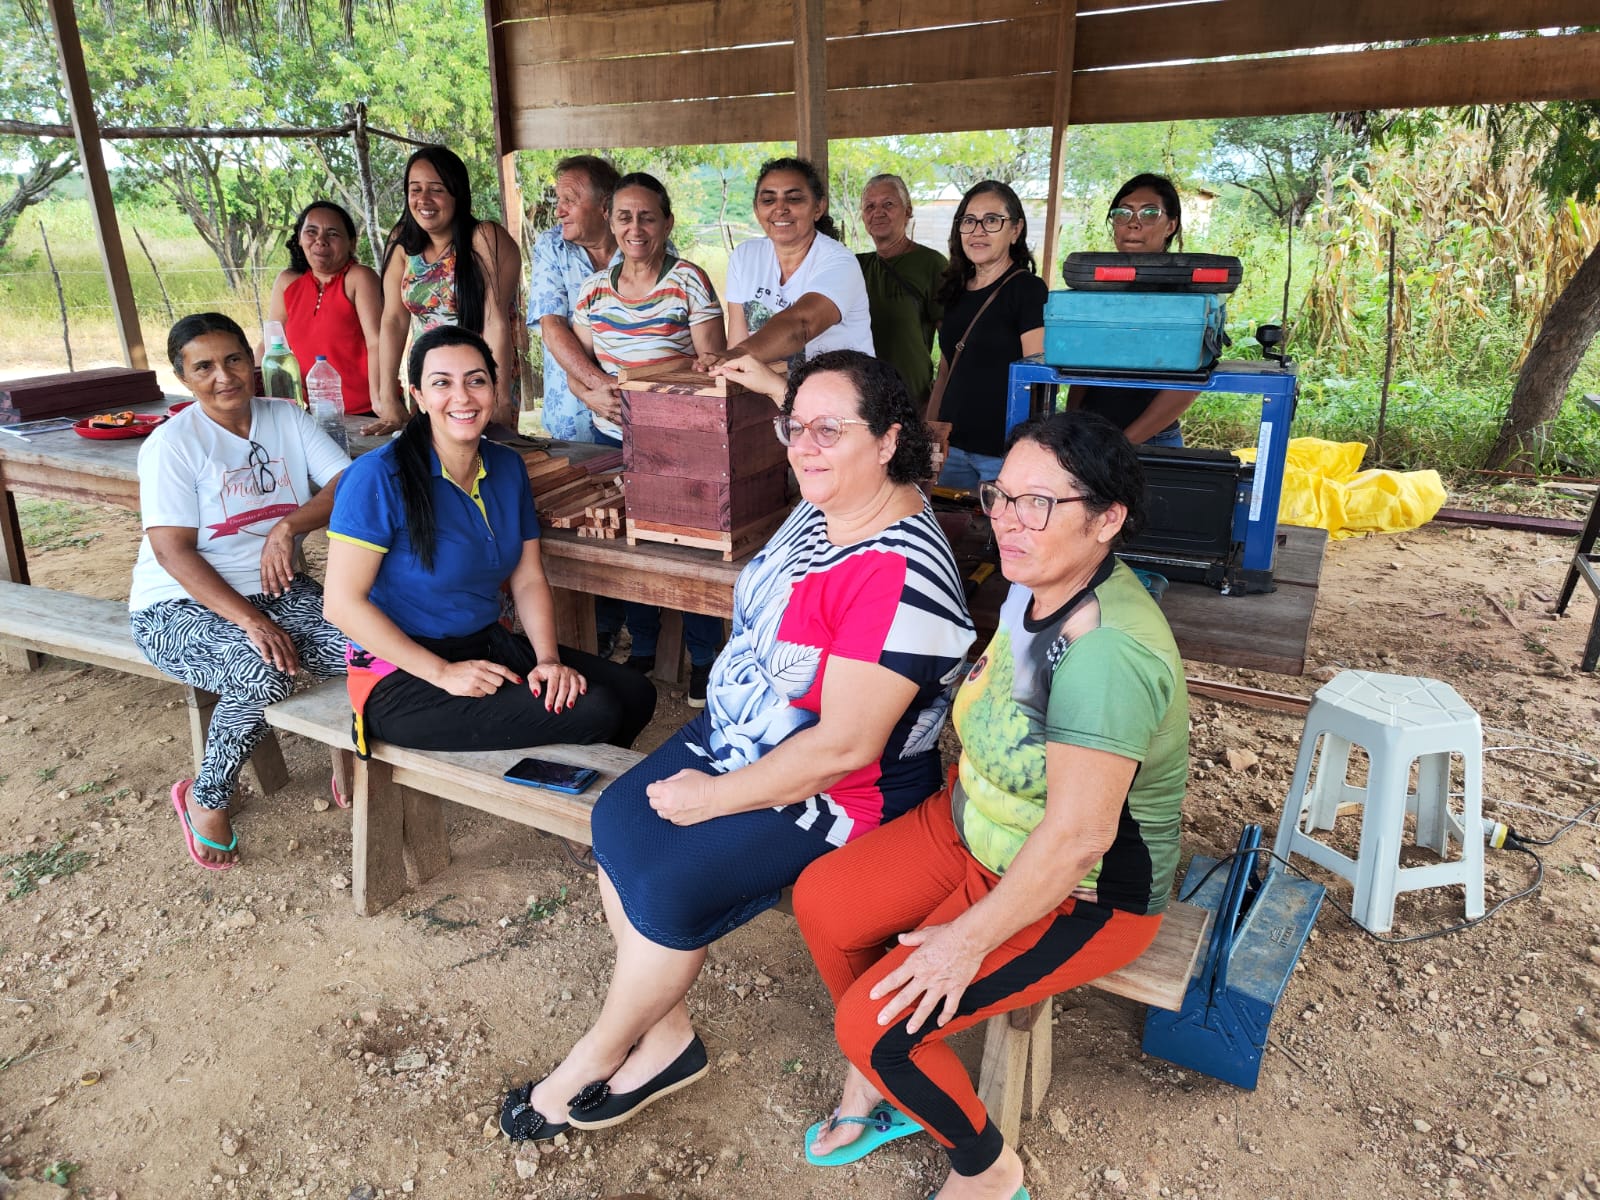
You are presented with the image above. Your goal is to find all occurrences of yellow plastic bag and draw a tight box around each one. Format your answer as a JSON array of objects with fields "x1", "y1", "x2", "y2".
[{"x1": 1234, "y1": 437, "x2": 1445, "y2": 539}]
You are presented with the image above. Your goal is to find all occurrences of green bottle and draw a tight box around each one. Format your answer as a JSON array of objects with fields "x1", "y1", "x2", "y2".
[{"x1": 262, "y1": 334, "x2": 306, "y2": 409}]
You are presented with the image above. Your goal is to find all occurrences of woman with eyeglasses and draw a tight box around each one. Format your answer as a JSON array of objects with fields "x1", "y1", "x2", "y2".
[
  {"x1": 322, "y1": 325, "x2": 656, "y2": 760},
  {"x1": 1067, "y1": 173, "x2": 1196, "y2": 447},
  {"x1": 929, "y1": 181, "x2": 1049, "y2": 490},
  {"x1": 263, "y1": 199, "x2": 382, "y2": 417},
  {"x1": 496, "y1": 350, "x2": 973, "y2": 1145},
  {"x1": 129, "y1": 313, "x2": 352, "y2": 870},
  {"x1": 794, "y1": 410, "x2": 1188, "y2": 1200}
]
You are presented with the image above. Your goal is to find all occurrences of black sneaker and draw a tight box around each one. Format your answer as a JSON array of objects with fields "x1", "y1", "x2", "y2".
[
  {"x1": 624, "y1": 655, "x2": 656, "y2": 674},
  {"x1": 687, "y1": 662, "x2": 710, "y2": 708}
]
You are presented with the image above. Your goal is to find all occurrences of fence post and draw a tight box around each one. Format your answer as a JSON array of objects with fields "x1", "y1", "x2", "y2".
[{"x1": 38, "y1": 219, "x2": 73, "y2": 371}]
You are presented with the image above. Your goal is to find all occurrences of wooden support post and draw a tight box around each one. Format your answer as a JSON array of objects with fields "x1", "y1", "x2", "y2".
[
  {"x1": 792, "y1": 0, "x2": 828, "y2": 179},
  {"x1": 0, "y1": 491, "x2": 39, "y2": 670},
  {"x1": 1040, "y1": 1, "x2": 1080, "y2": 289},
  {"x1": 551, "y1": 586, "x2": 599, "y2": 654},
  {"x1": 977, "y1": 1012, "x2": 1031, "y2": 1146},
  {"x1": 47, "y1": 0, "x2": 146, "y2": 370},
  {"x1": 352, "y1": 758, "x2": 408, "y2": 916},
  {"x1": 652, "y1": 609, "x2": 686, "y2": 688}
]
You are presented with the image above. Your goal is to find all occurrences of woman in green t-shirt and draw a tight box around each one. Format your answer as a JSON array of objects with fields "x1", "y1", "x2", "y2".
[{"x1": 793, "y1": 410, "x2": 1189, "y2": 1200}]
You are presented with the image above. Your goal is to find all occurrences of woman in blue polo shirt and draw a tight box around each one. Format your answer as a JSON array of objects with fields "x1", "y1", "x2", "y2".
[{"x1": 324, "y1": 325, "x2": 655, "y2": 754}]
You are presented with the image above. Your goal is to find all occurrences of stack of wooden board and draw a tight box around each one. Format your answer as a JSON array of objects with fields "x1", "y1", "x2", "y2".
[
  {"x1": 540, "y1": 476, "x2": 625, "y2": 538},
  {"x1": 0, "y1": 367, "x2": 163, "y2": 424},
  {"x1": 617, "y1": 361, "x2": 791, "y2": 561}
]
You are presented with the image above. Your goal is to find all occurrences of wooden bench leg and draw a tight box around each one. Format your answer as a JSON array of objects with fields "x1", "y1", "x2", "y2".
[
  {"x1": 185, "y1": 687, "x2": 289, "y2": 799},
  {"x1": 402, "y1": 785, "x2": 450, "y2": 886},
  {"x1": 0, "y1": 492, "x2": 42, "y2": 670},
  {"x1": 551, "y1": 585, "x2": 598, "y2": 653},
  {"x1": 332, "y1": 746, "x2": 355, "y2": 805},
  {"x1": 977, "y1": 999, "x2": 1052, "y2": 1148},
  {"x1": 352, "y1": 758, "x2": 408, "y2": 916},
  {"x1": 651, "y1": 609, "x2": 687, "y2": 687}
]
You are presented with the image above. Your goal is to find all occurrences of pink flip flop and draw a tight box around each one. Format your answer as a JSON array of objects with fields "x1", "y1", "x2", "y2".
[
  {"x1": 171, "y1": 779, "x2": 235, "y2": 871},
  {"x1": 330, "y1": 773, "x2": 349, "y2": 809}
]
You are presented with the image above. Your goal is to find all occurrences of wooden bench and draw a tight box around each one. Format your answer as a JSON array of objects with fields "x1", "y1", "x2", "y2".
[
  {"x1": 976, "y1": 899, "x2": 1211, "y2": 1145},
  {"x1": 262, "y1": 681, "x2": 645, "y2": 915},
  {"x1": 0, "y1": 581, "x2": 290, "y2": 795},
  {"x1": 265, "y1": 676, "x2": 1210, "y2": 1144}
]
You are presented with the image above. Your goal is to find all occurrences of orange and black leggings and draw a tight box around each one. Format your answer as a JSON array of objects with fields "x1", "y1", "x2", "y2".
[{"x1": 793, "y1": 786, "x2": 1162, "y2": 1178}]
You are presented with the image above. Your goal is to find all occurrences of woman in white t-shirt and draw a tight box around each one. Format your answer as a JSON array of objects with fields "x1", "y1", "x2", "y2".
[
  {"x1": 128, "y1": 313, "x2": 351, "y2": 871},
  {"x1": 703, "y1": 157, "x2": 873, "y2": 395}
]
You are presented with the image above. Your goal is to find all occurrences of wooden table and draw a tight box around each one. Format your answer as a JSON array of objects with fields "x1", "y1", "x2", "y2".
[
  {"x1": 0, "y1": 408, "x2": 1328, "y2": 678},
  {"x1": 0, "y1": 398, "x2": 384, "y2": 668}
]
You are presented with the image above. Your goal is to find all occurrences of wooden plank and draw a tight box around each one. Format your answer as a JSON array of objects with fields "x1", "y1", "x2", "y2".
[
  {"x1": 0, "y1": 582, "x2": 166, "y2": 677},
  {"x1": 47, "y1": 0, "x2": 146, "y2": 370},
  {"x1": 509, "y1": 18, "x2": 1053, "y2": 111},
  {"x1": 977, "y1": 1017, "x2": 1030, "y2": 1146},
  {"x1": 618, "y1": 360, "x2": 732, "y2": 394},
  {"x1": 504, "y1": 31, "x2": 1600, "y2": 148},
  {"x1": 1186, "y1": 677, "x2": 1311, "y2": 717},
  {"x1": 1068, "y1": 33, "x2": 1600, "y2": 125},
  {"x1": 500, "y1": 0, "x2": 1051, "y2": 63},
  {"x1": 1272, "y1": 525, "x2": 1328, "y2": 589},
  {"x1": 402, "y1": 785, "x2": 451, "y2": 886},
  {"x1": 1160, "y1": 574, "x2": 1320, "y2": 677},
  {"x1": 622, "y1": 425, "x2": 788, "y2": 482},
  {"x1": 1092, "y1": 899, "x2": 1210, "y2": 1011},
  {"x1": 1076, "y1": 0, "x2": 1600, "y2": 73},
  {"x1": 1040, "y1": 0, "x2": 1078, "y2": 291}
]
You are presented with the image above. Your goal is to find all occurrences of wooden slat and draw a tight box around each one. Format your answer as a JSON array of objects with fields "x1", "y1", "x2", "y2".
[
  {"x1": 0, "y1": 581, "x2": 165, "y2": 678},
  {"x1": 1091, "y1": 898, "x2": 1210, "y2": 1011},
  {"x1": 263, "y1": 680, "x2": 647, "y2": 848},
  {"x1": 509, "y1": 75, "x2": 1055, "y2": 150},
  {"x1": 499, "y1": 0, "x2": 1054, "y2": 63},
  {"x1": 1068, "y1": 33, "x2": 1600, "y2": 125},
  {"x1": 794, "y1": 0, "x2": 828, "y2": 172},
  {"x1": 1074, "y1": 0, "x2": 1600, "y2": 72},
  {"x1": 509, "y1": 17, "x2": 1054, "y2": 110}
]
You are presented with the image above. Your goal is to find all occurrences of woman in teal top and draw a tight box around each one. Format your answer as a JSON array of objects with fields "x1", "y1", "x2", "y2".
[{"x1": 793, "y1": 411, "x2": 1188, "y2": 1200}]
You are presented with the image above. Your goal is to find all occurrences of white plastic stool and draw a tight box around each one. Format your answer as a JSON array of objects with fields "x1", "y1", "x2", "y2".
[{"x1": 1270, "y1": 670, "x2": 1485, "y2": 933}]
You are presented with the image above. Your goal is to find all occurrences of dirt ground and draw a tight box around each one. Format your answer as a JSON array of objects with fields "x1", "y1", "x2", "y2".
[{"x1": 2, "y1": 496, "x2": 1599, "y2": 1200}]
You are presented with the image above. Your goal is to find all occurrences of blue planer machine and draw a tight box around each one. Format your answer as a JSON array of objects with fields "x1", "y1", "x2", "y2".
[{"x1": 1143, "y1": 825, "x2": 1325, "y2": 1089}]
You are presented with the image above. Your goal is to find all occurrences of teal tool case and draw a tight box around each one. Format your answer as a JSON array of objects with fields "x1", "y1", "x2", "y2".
[{"x1": 1043, "y1": 289, "x2": 1228, "y2": 373}]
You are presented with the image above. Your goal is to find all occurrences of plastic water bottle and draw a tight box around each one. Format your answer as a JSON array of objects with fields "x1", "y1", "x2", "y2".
[
  {"x1": 261, "y1": 332, "x2": 306, "y2": 409},
  {"x1": 306, "y1": 356, "x2": 349, "y2": 452}
]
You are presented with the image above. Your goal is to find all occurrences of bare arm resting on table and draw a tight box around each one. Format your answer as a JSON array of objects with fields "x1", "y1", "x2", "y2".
[
  {"x1": 644, "y1": 654, "x2": 919, "y2": 824},
  {"x1": 870, "y1": 740, "x2": 1135, "y2": 1032}
]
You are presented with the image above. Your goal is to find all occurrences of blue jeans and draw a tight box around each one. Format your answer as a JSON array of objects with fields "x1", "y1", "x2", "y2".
[
  {"x1": 1142, "y1": 424, "x2": 1185, "y2": 449},
  {"x1": 938, "y1": 446, "x2": 1006, "y2": 490},
  {"x1": 626, "y1": 606, "x2": 723, "y2": 667}
]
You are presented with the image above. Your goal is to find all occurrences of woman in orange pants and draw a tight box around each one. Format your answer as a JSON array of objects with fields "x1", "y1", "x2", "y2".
[{"x1": 794, "y1": 411, "x2": 1190, "y2": 1200}]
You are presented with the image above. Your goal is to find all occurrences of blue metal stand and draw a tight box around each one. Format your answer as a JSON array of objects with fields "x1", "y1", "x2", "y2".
[{"x1": 1005, "y1": 358, "x2": 1298, "y2": 579}]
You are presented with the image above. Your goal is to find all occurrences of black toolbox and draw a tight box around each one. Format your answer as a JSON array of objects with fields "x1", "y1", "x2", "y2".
[{"x1": 1061, "y1": 252, "x2": 1242, "y2": 294}]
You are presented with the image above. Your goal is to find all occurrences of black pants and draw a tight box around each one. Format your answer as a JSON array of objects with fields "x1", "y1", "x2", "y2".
[{"x1": 364, "y1": 623, "x2": 657, "y2": 752}]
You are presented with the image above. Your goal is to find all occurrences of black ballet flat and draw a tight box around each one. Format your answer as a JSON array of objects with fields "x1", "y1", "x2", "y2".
[
  {"x1": 499, "y1": 1078, "x2": 571, "y2": 1143},
  {"x1": 564, "y1": 1035, "x2": 709, "y2": 1131}
]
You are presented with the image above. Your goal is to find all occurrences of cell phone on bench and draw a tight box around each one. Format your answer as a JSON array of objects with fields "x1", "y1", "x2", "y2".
[{"x1": 503, "y1": 756, "x2": 600, "y2": 795}]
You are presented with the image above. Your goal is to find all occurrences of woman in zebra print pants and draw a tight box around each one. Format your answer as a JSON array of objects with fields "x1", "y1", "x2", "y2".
[{"x1": 128, "y1": 313, "x2": 352, "y2": 869}]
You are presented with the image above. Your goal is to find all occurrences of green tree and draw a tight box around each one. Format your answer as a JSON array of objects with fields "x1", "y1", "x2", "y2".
[
  {"x1": 1444, "y1": 103, "x2": 1600, "y2": 469},
  {"x1": 0, "y1": 0, "x2": 76, "y2": 253},
  {"x1": 1206, "y1": 114, "x2": 1360, "y2": 223}
]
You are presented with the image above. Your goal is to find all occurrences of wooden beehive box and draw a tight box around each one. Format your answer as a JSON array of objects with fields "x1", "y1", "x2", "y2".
[
  {"x1": 618, "y1": 362, "x2": 792, "y2": 560},
  {"x1": 0, "y1": 367, "x2": 162, "y2": 423}
]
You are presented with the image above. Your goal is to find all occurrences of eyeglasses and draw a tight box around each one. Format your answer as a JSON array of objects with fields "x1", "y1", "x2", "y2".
[
  {"x1": 247, "y1": 440, "x2": 278, "y2": 495},
  {"x1": 774, "y1": 415, "x2": 871, "y2": 448},
  {"x1": 958, "y1": 213, "x2": 1014, "y2": 234},
  {"x1": 978, "y1": 481, "x2": 1089, "y2": 531},
  {"x1": 1108, "y1": 204, "x2": 1166, "y2": 226}
]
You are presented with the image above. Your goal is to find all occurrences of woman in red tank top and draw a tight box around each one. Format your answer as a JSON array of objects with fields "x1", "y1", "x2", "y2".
[{"x1": 265, "y1": 200, "x2": 382, "y2": 416}]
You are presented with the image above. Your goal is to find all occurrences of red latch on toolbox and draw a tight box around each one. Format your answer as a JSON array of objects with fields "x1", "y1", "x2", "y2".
[
  {"x1": 1094, "y1": 266, "x2": 1137, "y2": 282},
  {"x1": 1191, "y1": 268, "x2": 1230, "y2": 283}
]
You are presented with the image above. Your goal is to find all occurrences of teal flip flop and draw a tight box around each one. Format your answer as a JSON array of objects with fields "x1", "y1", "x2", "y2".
[
  {"x1": 926, "y1": 1190, "x2": 1029, "y2": 1200},
  {"x1": 804, "y1": 1101, "x2": 922, "y2": 1167}
]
